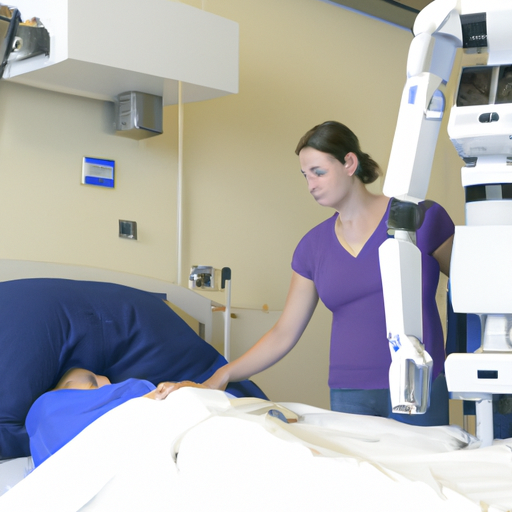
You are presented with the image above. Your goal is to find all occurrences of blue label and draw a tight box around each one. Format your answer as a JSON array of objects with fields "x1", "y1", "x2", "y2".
[
  {"x1": 408, "y1": 85, "x2": 418, "y2": 104},
  {"x1": 83, "y1": 157, "x2": 115, "y2": 188},
  {"x1": 388, "y1": 333, "x2": 401, "y2": 352}
]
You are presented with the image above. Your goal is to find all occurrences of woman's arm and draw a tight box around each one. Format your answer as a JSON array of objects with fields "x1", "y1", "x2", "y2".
[
  {"x1": 202, "y1": 271, "x2": 319, "y2": 390},
  {"x1": 432, "y1": 234, "x2": 454, "y2": 277}
]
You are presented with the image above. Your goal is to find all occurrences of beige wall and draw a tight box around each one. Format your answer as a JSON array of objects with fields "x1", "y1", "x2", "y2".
[
  {"x1": 0, "y1": 86, "x2": 180, "y2": 277},
  {"x1": 0, "y1": 0, "x2": 465, "y2": 408}
]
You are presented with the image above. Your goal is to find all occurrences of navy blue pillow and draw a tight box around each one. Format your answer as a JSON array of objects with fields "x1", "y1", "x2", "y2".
[{"x1": 0, "y1": 278, "x2": 266, "y2": 460}]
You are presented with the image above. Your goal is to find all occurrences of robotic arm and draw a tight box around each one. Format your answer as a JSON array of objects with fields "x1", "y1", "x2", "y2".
[
  {"x1": 379, "y1": 0, "x2": 462, "y2": 415},
  {"x1": 380, "y1": 200, "x2": 433, "y2": 414},
  {"x1": 383, "y1": 1, "x2": 461, "y2": 204},
  {"x1": 382, "y1": 0, "x2": 512, "y2": 445}
]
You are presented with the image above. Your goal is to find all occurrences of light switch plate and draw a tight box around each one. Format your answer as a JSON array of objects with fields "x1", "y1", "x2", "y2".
[{"x1": 119, "y1": 220, "x2": 137, "y2": 240}]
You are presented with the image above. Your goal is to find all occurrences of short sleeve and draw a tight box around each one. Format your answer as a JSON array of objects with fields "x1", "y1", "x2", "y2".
[
  {"x1": 417, "y1": 201, "x2": 455, "y2": 255},
  {"x1": 291, "y1": 234, "x2": 314, "y2": 280},
  {"x1": 291, "y1": 214, "x2": 337, "y2": 281}
]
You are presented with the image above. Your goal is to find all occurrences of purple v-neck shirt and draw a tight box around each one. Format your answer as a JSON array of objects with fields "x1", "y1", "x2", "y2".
[{"x1": 292, "y1": 200, "x2": 454, "y2": 390}]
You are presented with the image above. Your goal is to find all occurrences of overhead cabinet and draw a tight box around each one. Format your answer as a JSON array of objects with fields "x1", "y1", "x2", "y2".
[{"x1": 2, "y1": 0, "x2": 239, "y2": 105}]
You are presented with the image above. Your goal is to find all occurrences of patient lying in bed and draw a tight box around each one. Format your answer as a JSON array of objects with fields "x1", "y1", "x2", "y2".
[
  {"x1": 13, "y1": 375, "x2": 512, "y2": 512},
  {"x1": 26, "y1": 368, "x2": 206, "y2": 467}
]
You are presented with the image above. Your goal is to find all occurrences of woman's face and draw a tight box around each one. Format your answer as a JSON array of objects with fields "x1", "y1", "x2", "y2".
[{"x1": 298, "y1": 147, "x2": 354, "y2": 209}]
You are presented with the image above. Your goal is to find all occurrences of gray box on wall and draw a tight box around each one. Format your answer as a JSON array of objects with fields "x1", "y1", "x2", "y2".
[{"x1": 114, "y1": 91, "x2": 163, "y2": 140}]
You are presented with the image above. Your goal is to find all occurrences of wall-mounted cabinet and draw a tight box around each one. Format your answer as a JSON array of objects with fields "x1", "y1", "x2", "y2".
[{"x1": 3, "y1": 0, "x2": 239, "y2": 105}]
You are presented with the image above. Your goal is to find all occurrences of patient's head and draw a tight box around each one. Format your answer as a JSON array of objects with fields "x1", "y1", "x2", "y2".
[{"x1": 54, "y1": 368, "x2": 111, "y2": 391}]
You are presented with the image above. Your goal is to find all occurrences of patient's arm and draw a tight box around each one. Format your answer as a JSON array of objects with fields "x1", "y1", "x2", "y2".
[{"x1": 202, "y1": 271, "x2": 319, "y2": 390}]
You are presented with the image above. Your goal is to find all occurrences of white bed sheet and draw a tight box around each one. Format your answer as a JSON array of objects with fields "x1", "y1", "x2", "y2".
[
  {"x1": 0, "y1": 457, "x2": 33, "y2": 496},
  {"x1": 1, "y1": 388, "x2": 511, "y2": 512}
]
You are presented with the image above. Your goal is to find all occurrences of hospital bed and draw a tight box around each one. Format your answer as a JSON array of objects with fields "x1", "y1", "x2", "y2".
[
  {"x1": 0, "y1": 259, "x2": 511, "y2": 512},
  {"x1": 0, "y1": 260, "x2": 264, "y2": 490}
]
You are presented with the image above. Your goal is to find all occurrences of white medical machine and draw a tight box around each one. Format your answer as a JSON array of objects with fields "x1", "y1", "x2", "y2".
[{"x1": 379, "y1": 0, "x2": 512, "y2": 446}]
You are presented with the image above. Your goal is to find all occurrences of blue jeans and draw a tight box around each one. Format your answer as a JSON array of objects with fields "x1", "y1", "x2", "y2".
[{"x1": 330, "y1": 374, "x2": 449, "y2": 427}]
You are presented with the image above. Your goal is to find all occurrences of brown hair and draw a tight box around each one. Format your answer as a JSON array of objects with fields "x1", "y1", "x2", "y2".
[{"x1": 295, "y1": 121, "x2": 381, "y2": 184}]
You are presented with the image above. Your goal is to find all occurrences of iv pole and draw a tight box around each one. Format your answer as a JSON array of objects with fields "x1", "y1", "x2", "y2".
[{"x1": 222, "y1": 267, "x2": 232, "y2": 362}]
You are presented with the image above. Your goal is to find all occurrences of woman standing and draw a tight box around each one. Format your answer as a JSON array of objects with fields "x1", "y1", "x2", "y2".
[{"x1": 203, "y1": 121, "x2": 454, "y2": 426}]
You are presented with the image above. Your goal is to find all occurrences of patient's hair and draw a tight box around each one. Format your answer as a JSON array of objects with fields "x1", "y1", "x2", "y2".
[{"x1": 295, "y1": 121, "x2": 381, "y2": 184}]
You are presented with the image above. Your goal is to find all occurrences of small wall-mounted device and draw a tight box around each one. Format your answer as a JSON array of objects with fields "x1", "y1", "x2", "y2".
[
  {"x1": 189, "y1": 266, "x2": 232, "y2": 360},
  {"x1": 189, "y1": 266, "x2": 217, "y2": 290},
  {"x1": 114, "y1": 91, "x2": 163, "y2": 140},
  {"x1": 82, "y1": 157, "x2": 115, "y2": 188},
  {"x1": 119, "y1": 220, "x2": 137, "y2": 240}
]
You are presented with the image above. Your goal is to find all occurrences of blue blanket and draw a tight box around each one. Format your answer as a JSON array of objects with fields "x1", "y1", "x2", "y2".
[
  {"x1": 26, "y1": 379, "x2": 156, "y2": 467},
  {"x1": 0, "y1": 278, "x2": 266, "y2": 459}
]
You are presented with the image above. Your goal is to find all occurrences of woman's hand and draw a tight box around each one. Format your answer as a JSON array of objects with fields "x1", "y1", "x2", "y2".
[
  {"x1": 152, "y1": 380, "x2": 208, "y2": 400},
  {"x1": 198, "y1": 272, "x2": 319, "y2": 387}
]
